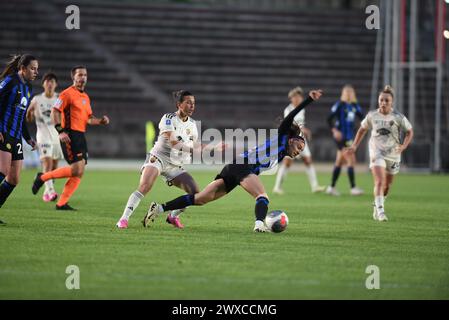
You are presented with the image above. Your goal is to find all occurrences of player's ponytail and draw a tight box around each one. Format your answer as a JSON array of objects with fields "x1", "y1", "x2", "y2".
[
  {"x1": 0, "y1": 54, "x2": 37, "y2": 80},
  {"x1": 0, "y1": 54, "x2": 22, "y2": 79},
  {"x1": 172, "y1": 90, "x2": 193, "y2": 108},
  {"x1": 380, "y1": 85, "x2": 395, "y2": 98}
]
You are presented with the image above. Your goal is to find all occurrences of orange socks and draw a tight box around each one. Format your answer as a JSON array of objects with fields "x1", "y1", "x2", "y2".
[
  {"x1": 57, "y1": 177, "x2": 81, "y2": 206},
  {"x1": 41, "y1": 167, "x2": 82, "y2": 206},
  {"x1": 41, "y1": 167, "x2": 72, "y2": 181}
]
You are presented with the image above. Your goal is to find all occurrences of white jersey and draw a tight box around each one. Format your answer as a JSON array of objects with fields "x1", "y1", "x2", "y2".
[
  {"x1": 150, "y1": 112, "x2": 198, "y2": 166},
  {"x1": 361, "y1": 109, "x2": 412, "y2": 162},
  {"x1": 284, "y1": 104, "x2": 305, "y2": 128},
  {"x1": 32, "y1": 93, "x2": 60, "y2": 144}
]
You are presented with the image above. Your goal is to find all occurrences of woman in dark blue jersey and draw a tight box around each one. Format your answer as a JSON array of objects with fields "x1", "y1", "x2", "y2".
[
  {"x1": 0, "y1": 54, "x2": 38, "y2": 224},
  {"x1": 143, "y1": 90, "x2": 323, "y2": 232},
  {"x1": 326, "y1": 85, "x2": 364, "y2": 196}
]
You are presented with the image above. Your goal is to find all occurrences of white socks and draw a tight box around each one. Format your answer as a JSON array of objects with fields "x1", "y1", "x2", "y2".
[
  {"x1": 121, "y1": 191, "x2": 144, "y2": 220},
  {"x1": 305, "y1": 165, "x2": 319, "y2": 190},
  {"x1": 44, "y1": 179, "x2": 55, "y2": 194},
  {"x1": 375, "y1": 196, "x2": 385, "y2": 214},
  {"x1": 170, "y1": 209, "x2": 185, "y2": 218},
  {"x1": 274, "y1": 163, "x2": 288, "y2": 190}
]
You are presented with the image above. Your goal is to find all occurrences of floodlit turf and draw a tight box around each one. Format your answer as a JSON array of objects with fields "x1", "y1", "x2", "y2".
[{"x1": 0, "y1": 169, "x2": 448, "y2": 299}]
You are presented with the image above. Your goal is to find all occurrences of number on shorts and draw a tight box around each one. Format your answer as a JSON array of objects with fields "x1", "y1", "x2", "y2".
[
  {"x1": 17, "y1": 143, "x2": 22, "y2": 154},
  {"x1": 391, "y1": 162, "x2": 399, "y2": 170}
]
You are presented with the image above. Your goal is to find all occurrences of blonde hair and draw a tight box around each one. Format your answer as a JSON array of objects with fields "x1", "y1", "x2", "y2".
[
  {"x1": 340, "y1": 84, "x2": 357, "y2": 103},
  {"x1": 380, "y1": 85, "x2": 395, "y2": 98},
  {"x1": 288, "y1": 86, "x2": 304, "y2": 98}
]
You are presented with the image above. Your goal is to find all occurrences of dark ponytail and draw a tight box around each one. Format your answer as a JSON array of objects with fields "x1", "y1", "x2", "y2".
[
  {"x1": 0, "y1": 54, "x2": 37, "y2": 79},
  {"x1": 172, "y1": 90, "x2": 193, "y2": 108}
]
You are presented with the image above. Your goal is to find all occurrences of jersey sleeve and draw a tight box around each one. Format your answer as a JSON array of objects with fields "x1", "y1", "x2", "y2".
[
  {"x1": 53, "y1": 90, "x2": 69, "y2": 112},
  {"x1": 401, "y1": 115, "x2": 413, "y2": 131},
  {"x1": 360, "y1": 112, "x2": 372, "y2": 130},
  {"x1": 158, "y1": 114, "x2": 175, "y2": 134},
  {"x1": 0, "y1": 76, "x2": 14, "y2": 127},
  {"x1": 0, "y1": 76, "x2": 13, "y2": 96},
  {"x1": 327, "y1": 102, "x2": 340, "y2": 128}
]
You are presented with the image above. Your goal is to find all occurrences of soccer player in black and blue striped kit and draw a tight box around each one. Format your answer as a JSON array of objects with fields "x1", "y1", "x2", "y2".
[
  {"x1": 326, "y1": 85, "x2": 364, "y2": 196},
  {"x1": 143, "y1": 89, "x2": 322, "y2": 232},
  {"x1": 0, "y1": 54, "x2": 38, "y2": 224}
]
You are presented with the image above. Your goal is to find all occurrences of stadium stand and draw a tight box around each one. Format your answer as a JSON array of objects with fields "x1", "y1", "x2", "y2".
[{"x1": 1, "y1": 0, "x2": 446, "y2": 167}]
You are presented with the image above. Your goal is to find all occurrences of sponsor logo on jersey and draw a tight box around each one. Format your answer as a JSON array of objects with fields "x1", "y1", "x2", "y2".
[
  {"x1": 377, "y1": 128, "x2": 391, "y2": 136},
  {"x1": 6, "y1": 143, "x2": 11, "y2": 150},
  {"x1": 20, "y1": 97, "x2": 28, "y2": 106},
  {"x1": 186, "y1": 129, "x2": 191, "y2": 135}
]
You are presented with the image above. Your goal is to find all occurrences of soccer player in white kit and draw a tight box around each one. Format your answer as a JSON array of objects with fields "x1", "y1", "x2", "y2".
[
  {"x1": 26, "y1": 73, "x2": 63, "y2": 202},
  {"x1": 273, "y1": 86, "x2": 325, "y2": 194},
  {"x1": 345, "y1": 86, "x2": 413, "y2": 221},
  {"x1": 116, "y1": 90, "x2": 224, "y2": 229}
]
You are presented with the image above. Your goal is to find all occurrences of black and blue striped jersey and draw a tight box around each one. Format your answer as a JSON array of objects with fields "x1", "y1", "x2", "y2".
[
  {"x1": 0, "y1": 73, "x2": 33, "y2": 140},
  {"x1": 327, "y1": 101, "x2": 364, "y2": 141},
  {"x1": 237, "y1": 96, "x2": 314, "y2": 175}
]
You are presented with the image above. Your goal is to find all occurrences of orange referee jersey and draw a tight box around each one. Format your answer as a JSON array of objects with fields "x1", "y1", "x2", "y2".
[{"x1": 53, "y1": 86, "x2": 92, "y2": 132}]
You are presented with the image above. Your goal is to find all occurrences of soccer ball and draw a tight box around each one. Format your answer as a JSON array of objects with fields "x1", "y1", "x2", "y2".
[{"x1": 265, "y1": 210, "x2": 289, "y2": 233}]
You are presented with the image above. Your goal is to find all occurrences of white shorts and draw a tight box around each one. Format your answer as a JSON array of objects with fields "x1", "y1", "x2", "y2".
[
  {"x1": 141, "y1": 153, "x2": 186, "y2": 185},
  {"x1": 369, "y1": 158, "x2": 400, "y2": 175},
  {"x1": 37, "y1": 142, "x2": 63, "y2": 160}
]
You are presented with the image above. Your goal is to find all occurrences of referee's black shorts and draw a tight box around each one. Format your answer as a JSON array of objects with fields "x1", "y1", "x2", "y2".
[
  {"x1": 60, "y1": 130, "x2": 88, "y2": 164},
  {"x1": 214, "y1": 164, "x2": 257, "y2": 193}
]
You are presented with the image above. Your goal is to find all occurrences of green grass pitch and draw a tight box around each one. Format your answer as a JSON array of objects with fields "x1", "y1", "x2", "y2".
[{"x1": 0, "y1": 169, "x2": 448, "y2": 299}]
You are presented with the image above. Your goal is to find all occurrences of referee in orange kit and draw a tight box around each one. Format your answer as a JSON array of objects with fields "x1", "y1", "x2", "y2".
[{"x1": 32, "y1": 66, "x2": 109, "y2": 210}]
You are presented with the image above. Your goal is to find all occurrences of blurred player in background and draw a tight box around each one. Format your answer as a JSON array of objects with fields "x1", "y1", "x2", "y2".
[
  {"x1": 345, "y1": 86, "x2": 413, "y2": 221},
  {"x1": 143, "y1": 90, "x2": 322, "y2": 233},
  {"x1": 116, "y1": 90, "x2": 200, "y2": 229},
  {"x1": 31, "y1": 66, "x2": 109, "y2": 210},
  {"x1": 26, "y1": 72, "x2": 62, "y2": 202},
  {"x1": 326, "y1": 85, "x2": 364, "y2": 196},
  {"x1": 0, "y1": 54, "x2": 38, "y2": 224},
  {"x1": 273, "y1": 86, "x2": 325, "y2": 194}
]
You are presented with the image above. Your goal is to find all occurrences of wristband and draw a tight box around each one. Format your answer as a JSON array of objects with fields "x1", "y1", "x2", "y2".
[{"x1": 55, "y1": 124, "x2": 64, "y2": 134}]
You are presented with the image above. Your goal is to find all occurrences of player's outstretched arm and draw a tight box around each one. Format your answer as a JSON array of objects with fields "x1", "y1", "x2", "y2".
[{"x1": 278, "y1": 89, "x2": 322, "y2": 135}]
